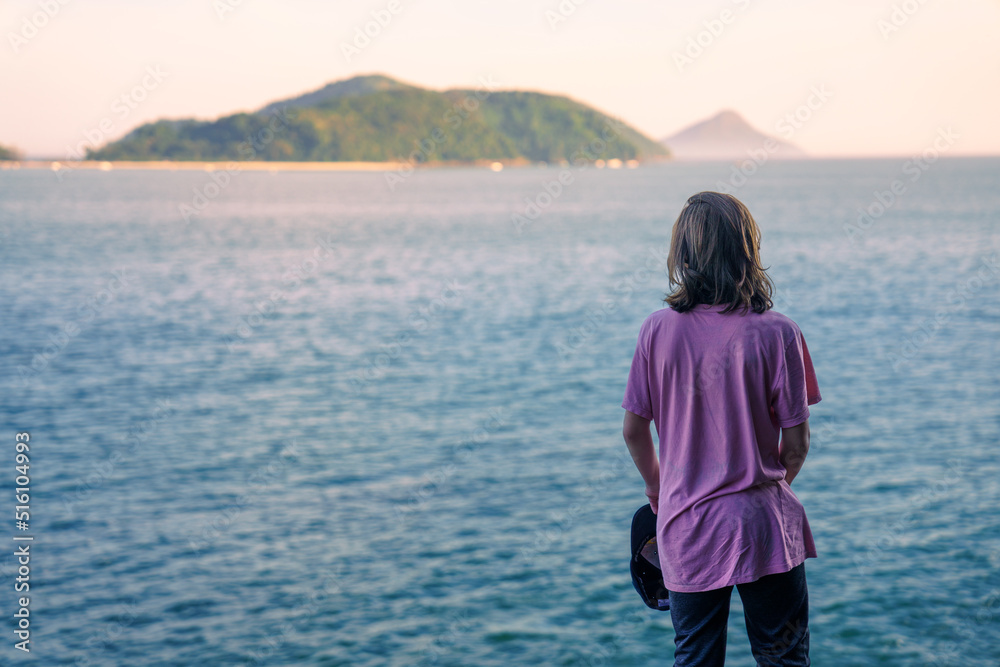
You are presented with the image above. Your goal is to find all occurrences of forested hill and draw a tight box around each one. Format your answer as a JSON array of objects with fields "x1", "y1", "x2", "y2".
[
  {"x1": 0, "y1": 143, "x2": 22, "y2": 160},
  {"x1": 87, "y1": 74, "x2": 669, "y2": 163}
]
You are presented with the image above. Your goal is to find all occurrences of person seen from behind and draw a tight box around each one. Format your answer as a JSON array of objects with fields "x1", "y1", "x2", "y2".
[{"x1": 621, "y1": 191, "x2": 821, "y2": 666}]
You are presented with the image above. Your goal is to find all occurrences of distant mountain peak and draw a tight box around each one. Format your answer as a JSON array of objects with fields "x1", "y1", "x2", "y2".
[
  {"x1": 711, "y1": 109, "x2": 744, "y2": 123},
  {"x1": 661, "y1": 110, "x2": 806, "y2": 161}
]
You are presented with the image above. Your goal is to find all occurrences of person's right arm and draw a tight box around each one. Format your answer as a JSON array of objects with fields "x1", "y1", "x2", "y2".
[{"x1": 779, "y1": 420, "x2": 810, "y2": 485}]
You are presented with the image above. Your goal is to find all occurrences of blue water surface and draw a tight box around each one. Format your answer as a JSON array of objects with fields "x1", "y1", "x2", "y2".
[{"x1": 0, "y1": 157, "x2": 998, "y2": 666}]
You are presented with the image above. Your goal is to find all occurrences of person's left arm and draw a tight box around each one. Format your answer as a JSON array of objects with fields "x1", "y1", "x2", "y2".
[{"x1": 623, "y1": 410, "x2": 660, "y2": 513}]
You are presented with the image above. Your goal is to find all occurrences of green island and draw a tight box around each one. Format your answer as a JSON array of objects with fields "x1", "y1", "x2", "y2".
[
  {"x1": 0, "y1": 143, "x2": 23, "y2": 160},
  {"x1": 86, "y1": 74, "x2": 669, "y2": 164}
]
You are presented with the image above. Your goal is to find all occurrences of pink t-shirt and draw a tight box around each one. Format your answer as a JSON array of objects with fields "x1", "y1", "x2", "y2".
[{"x1": 622, "y1": 303, "x2": 822, "y2": 593}]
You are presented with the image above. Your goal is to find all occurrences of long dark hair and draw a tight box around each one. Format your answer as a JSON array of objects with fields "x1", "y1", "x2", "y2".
[{"x1": 664, "y1": 191, "x2": 774, "y2": 314}]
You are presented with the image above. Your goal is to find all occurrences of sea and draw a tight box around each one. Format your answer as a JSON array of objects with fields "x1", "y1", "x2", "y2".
[{"x1": 1, "y1": 157, "x2": 998, "y2": 666}]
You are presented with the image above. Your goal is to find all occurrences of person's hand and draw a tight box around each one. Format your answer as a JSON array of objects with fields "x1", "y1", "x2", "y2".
[{"x1": 645, "y1": 484, "x2": 659, "y2": 515}]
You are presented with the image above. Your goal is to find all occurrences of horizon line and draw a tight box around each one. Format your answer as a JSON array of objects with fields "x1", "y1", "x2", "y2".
[{"x1": 5, "y1": 153, "x2": 1000, "y2": 166}]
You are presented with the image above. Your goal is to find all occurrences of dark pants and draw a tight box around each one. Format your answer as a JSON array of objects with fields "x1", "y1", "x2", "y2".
[{"x1": 668, "y1": 563, "x2": 809, "y2": 666}]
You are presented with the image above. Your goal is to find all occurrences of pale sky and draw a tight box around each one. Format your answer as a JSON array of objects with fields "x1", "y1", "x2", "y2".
[{"x1": 2, "y1": 0, "x2": 998, "y2": 158}]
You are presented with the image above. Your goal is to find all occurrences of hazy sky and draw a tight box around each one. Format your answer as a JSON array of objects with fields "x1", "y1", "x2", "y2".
[{"x1": 2, "y1": 0, "x2": 998, "y2": 158}]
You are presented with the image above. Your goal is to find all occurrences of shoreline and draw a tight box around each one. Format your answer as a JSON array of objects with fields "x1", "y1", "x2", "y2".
[
  {"x1": 1, "y1": 155, "x2": 994, "y2": 173},
  {"x1": 1, "y1": 159, "x2": 412, "y2": 172},
  {"x1": 0, "y1": 157, "x2": 651, "y2": 172}
]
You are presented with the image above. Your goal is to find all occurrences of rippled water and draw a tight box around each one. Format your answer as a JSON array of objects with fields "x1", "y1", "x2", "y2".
[{"x1": 1, "y1": 158, "x2": 998, "y2": 666}]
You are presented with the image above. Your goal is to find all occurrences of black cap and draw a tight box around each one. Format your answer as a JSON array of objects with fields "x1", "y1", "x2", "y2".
[{"x1": 630, "y1": 504, "x2": 670, "y2": 611}]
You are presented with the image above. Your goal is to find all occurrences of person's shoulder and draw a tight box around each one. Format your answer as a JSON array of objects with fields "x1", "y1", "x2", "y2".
[
  {"x1": 641, "y1": 306, "x2": 679, "y2": 328},
  {"x1": 754, "y1": 309, "x2": 803, "y2": 344},
  {"x1": 757, "y1": 308, "x2": 798, "y2": 327},
  {"x1": 634, "y1": 307, "x2": 677, "y2": 341}
]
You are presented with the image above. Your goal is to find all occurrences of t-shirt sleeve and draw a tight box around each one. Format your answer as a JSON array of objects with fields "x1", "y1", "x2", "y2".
[
  {"x1": 770, "y1": 324, "x2": 822, "y2": 428},
  {"x1": 622, "y1": 322, "x2": 654, "y2": 420}
]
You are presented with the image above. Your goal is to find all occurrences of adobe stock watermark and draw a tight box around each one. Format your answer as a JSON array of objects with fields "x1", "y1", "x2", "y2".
[
  {"x1": 510, "y1": 115, "x2": 629, "y2": 235},
  {"x1": 774, "y1": 85, "x2": 833, "y2": 139},
  {"x1": 393, "y1": 408, "x2": 507, "y2": 526},
  {"x1": 509, "y1": 170, "x2": 574, "y2": 236},
  {"x1": 926, "y1": 587, "x2": 1000, "y2": 666},
  {"x1": 416, "y1": 610, "x2": 477, "y2": 666},
  {"x1": 518, "y1": 449, "x2": 634, "y2": 565},
  {"x1": 545, "y1": 0, "x2": 588, "y2": 30},
  {"x1": 843, "y1": 126, "x2": 959, "y2": 244},
  {"x1": 887, "y1": 253, "x2": 999, "y2": 372},
  {"x1": 72, "y1": 599, "x2": 142, "y2": 667},
  {"x1": 223, "y1": 234, "x2": 337, "y2": 352},
  {"x1": 673, "y1": 0, "x2": 752, "y2": 73},
  {"x1": 852, "y1": 458, "x2": 965, "y2": 576},
  {"x1": 15, "y1": 269, "x2": 136, "y2": 387},
  {"x1": 7, "y1": 0, "x2": 72, "y2": 54},
  {"x1": 756, "y1": 618, "x2": 808, "y2": 663},
  {"x1": 720, "y1": 418, "x2": 840, "y2": 533},
  {"x1": 57, "y1": 65, "x2": 169, "y2": 181},
  {"x1": 213, "y1": 0, "x2": 248, "y2": 20},
  {"x1": 340, "y1": 0, "x2": 406, "y2": 62},
  {"x1": 877, "y1": 0, "x2": 932, "y2": 39},
  {"x1": 555, "y1": 238, "x2": 749, "y2": 361},
  {"x1": 179, "y1": 106, "x2": 297, "y2": 224},
  {"x1": 554, "y1": 248, "x2": 668, "y2": 359},
  {"x1": 715, "y1": 86, "x2": 832, "y2": 195},
  {"x1": 576, "y1": 608, "x2": 651, "y2": 666},
  {"x1": 187, "y1": 441, "x2": 300, "y2": 554},
  {"x1": 350, "y1": 278, "x2": 465, "y2": 391},
  {"x1": 687, "y1": 289, "x2": 795, "y2": 397},
  {"x1": 384, "y1": 75, "x2": 502, "y2": 191},
  {"x1": 59, "y1": 398, "x2": 175, "y2": 519},
  {"x1": 243, "y1": 566, "x2": 344, "y2": 666}
]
